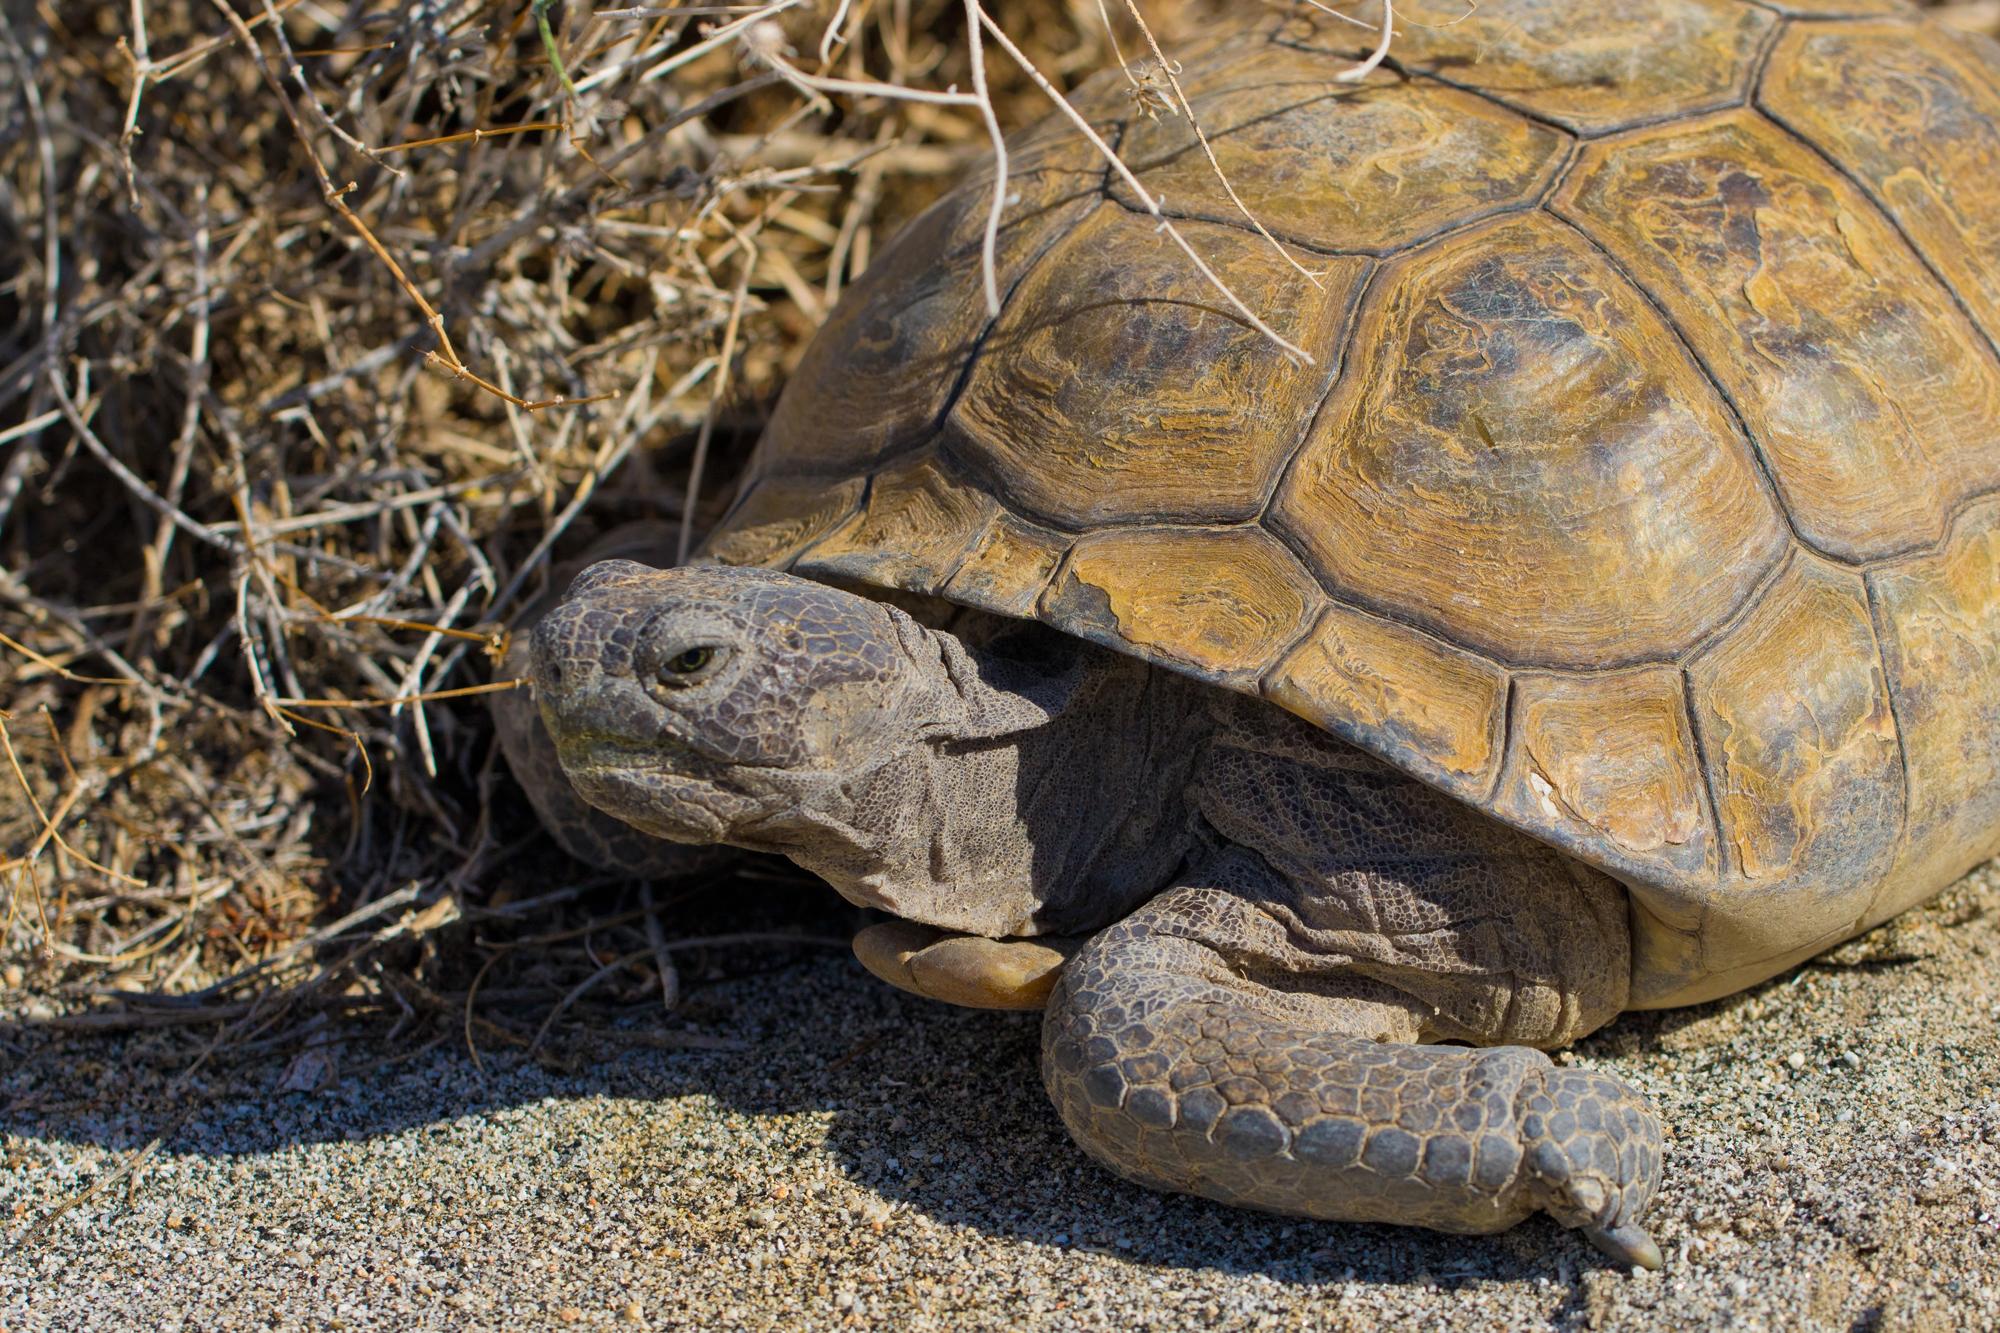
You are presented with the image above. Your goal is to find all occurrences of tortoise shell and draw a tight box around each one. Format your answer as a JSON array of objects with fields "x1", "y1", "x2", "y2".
[{"x1": 706, "y1": 0, "x2": 2000, "y2": 1009}]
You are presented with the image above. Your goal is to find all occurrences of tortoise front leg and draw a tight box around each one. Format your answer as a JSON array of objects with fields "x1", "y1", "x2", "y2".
[{"x1": 1041, "y1": 884, "x2": 1664, "y2": 1267}]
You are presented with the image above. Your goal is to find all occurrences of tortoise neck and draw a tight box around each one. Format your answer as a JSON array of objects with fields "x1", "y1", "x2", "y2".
[{"x1": 773, "y1": 611, "x2": 1212, "y2": 938}]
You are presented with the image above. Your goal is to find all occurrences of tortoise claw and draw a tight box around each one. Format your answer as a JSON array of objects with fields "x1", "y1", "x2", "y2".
[
  {"x1": 1584, "y1": 1222, "x2": 1663, "y2": 1271},
  {"x1": 1517, "y1": 1063, "x2": 1665, "y2": 1268}
]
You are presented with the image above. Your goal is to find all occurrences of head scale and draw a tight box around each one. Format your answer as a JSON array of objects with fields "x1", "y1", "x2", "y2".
[{"x1": 529, "y1": 561, "x2": 932, "y2": 847}]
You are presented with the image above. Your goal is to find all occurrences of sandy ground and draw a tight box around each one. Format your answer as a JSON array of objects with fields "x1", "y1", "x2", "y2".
[{"x1": 3, "y1": 862, "x2": 1997, "y2": 1332}]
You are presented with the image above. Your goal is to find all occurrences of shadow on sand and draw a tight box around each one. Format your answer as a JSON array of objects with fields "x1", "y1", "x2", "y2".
[{"x1": 0, "y1": 880, "x2": 1704, "y2": 1300}]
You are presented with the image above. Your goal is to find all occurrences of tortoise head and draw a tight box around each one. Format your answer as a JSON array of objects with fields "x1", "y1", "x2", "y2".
[{"x1": 528, "y1": 561, "x2": 933, "y2": 849}]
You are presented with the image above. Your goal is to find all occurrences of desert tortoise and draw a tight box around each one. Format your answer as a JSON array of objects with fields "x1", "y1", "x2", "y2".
[{"x1": 509, "y1": 0, "x2": 2000, "y2": 1265}]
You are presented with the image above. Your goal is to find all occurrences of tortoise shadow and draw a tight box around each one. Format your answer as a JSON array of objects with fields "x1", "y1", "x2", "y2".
[
  {"x1": 0, "y1": 929, "x2": 1634, "y2": 1293},
  {"x1": 679, "y1": 960, "x2": 1628, "y2": 1289}
]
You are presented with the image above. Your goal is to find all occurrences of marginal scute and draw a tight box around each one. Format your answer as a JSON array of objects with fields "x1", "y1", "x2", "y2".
[
  {"x1": 1866, "y1": 496, "x2": 2000, "y2": 928},
  {"x1": 1626, "y1": 899, "x2": 1706, "y2": 1010},
  {"x1": 942, "y1": 513, "x2": 1071, "y2": 619},
  {"x1": 1044, "y1": 527, "x2": 1320, "y2": 685},
  {"x1": 1290, "y1": 0, "x2": 1776, "y2": 136},
  {"x1": 1265, "y1": 605, "x2": 1506, "y2": 802},
  {"x1": 1682, "y1": 556, "x2": 1902, "y2": 980},
  {"x1": 1032, "y1": 20, "x2": 1272, "y2": 136},
  {"x1": 755, "y1": 146, "x2": 1098, "y2": 482},
  {"x1": 1117, "y1": 47, "x2": 1569, "y2": 254},
  {"x1": 1555, "y1": 108, "x2": 2000, "y2": 561},
  {"x1": 1113, "y1": 33, "x2": 1383, "y2": 158},
  {"x1": 1270, "y1": 212, "x2": 1788, "y2": 668},
  {"x1": 1761, "y1": 21, "x2": 2000, "y2": 349},
  {"x1": 947, "y1": 207, "x2": 1363, "y2": 527},
  {"x1": 704, "y1": 477, "x2": 863, "y2": 569},
  {"x1": 797, "y1": 457, "x2": 994, "y2": 594},
  {"x1": 1493, "y1": 668, "x2": 1715, "y2": 903}
]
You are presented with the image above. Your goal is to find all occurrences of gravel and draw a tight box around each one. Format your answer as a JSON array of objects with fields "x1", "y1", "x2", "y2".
[{"x1": 3, "y1": 862, "x2": 1997, "y2": 1331}]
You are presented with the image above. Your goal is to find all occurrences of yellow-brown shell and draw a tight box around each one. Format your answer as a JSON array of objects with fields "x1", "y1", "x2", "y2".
[{"x1": 707, "y1": 0, "x2": 2000, "y2": 1008}]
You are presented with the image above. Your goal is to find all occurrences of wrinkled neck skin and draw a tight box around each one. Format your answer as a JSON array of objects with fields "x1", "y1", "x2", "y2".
[{"x1": 746, "y1": 612, "x2": 1210, "y2": 939}]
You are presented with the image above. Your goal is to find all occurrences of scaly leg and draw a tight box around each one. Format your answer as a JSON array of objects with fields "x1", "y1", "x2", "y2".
[
  {"x1": 1042, "y1": 881, "x2": 1662, "y2": 1265},
  {"x1": 1043, "y1": 715, "x2": 1662, "y2": 1265}
]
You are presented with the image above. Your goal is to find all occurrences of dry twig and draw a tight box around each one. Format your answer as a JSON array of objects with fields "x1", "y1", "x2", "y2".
[{"x1": 0, "y1": 4, "x2": 1403, "y2": 1213}]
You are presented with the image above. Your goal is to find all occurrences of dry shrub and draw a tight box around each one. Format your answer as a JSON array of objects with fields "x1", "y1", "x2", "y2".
[{"x1": 0, "y1": 0, "x2": 1247, "y2": 1072}]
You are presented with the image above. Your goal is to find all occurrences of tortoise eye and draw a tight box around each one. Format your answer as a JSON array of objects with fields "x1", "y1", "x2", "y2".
[{"x1": 659, "y1": 645, "x2": 718, "y2": 683}]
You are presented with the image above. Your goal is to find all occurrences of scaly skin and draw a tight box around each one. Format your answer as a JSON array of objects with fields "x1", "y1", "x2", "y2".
[
  {"x1": 492, "y1": 528, "x2": 721, "y2": 879},
  {"x1": 1044, "y1": 902, "x2": 1663, "y2": 1266},
  {"x1": 526, "y1": 562, "x2": 1666, "y2": 1266}
]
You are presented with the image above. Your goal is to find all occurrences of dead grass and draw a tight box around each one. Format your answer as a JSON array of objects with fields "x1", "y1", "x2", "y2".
[{"x1": 0, "y1": 0, "x2": 1243, "y2": 1050}]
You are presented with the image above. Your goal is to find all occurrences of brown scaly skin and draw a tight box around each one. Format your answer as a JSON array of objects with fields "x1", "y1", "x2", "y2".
[
  {"x1": 527, "y1": 561, "x2": 1665, "y2": 1267},
  {"x1": 1046, "y1": 890, "x2": 1660, "y2": 1259},
  {"x1": 494, "y1": 629, "x2": 718, "y2": 878},
  {"x1": 491, "y1": 527, "x2": 722, "y2": 879}
]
